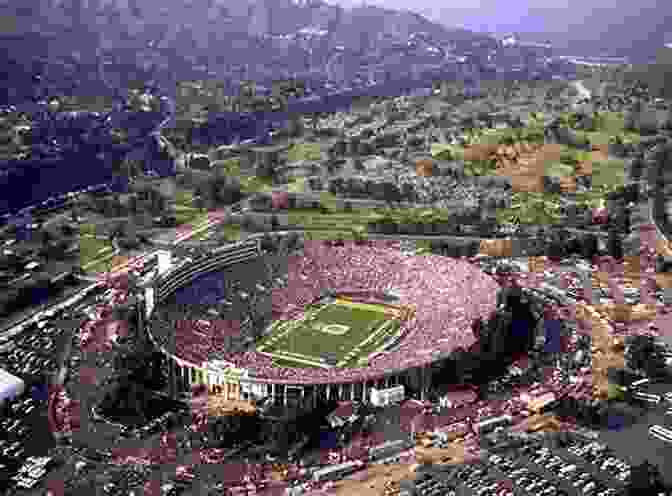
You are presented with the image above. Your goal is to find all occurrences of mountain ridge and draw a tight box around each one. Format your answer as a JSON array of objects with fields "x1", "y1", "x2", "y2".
[{"x1": 2, "y1": 0, "x2": 495, "y2": 67}]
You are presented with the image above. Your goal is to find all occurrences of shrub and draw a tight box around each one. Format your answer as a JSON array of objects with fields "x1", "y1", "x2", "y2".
[{"x1": 560, "y1": 150, "x2": 580, "y2": 165}]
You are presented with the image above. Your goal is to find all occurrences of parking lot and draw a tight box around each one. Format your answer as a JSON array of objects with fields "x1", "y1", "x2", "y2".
[
  {"x1": 409, "y1": 432, "x2": 633, "y2": 496},
  {"x1": 0, "y1": 323, "x2": 63, "y2": 378},
  {"x1": 0, "y1": 392, "x2": 57, "y2": 491},
  {"x1": 485, "y1": 441, "x2": 625, "y2": 496},
  {"x1": 0, "y1": 290, "x2": 107, "y2": 492},
  {"x1": 596, "y1": 379, "x2": 672, "y2": 487}
]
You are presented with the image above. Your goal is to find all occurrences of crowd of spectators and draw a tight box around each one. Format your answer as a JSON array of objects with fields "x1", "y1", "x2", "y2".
[
  {"x1": 152, "y1": 249, "x2": 287, "y2": 363},
  {"x1": 148, "y1": 237, "x2": 500, "y2": 386}
]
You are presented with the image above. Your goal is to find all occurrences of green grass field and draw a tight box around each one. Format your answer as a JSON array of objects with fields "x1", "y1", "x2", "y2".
[
  {"x1": 287, "y1": 209, "x2": 374, "y2": 231},
  {"x1": 257, "y1": 301, "x2": 399, "y2": 368},
  {"x1": 287, "y1": 142, "x2": 322, "y2": 163},
  {"x1": 175, "y1": 189, "x2": 195, "y2": 208},
  {"x1": 431, "y1": 143, "x2": 465, "y2": 160},
  {"x1": 592, "y1": 158, "x2": 627, "y2": 191},
  {"x1": 78, "y1": 231, "x2": 114, "y2": 272},
  {"x1": 545, "y1": 162, "x2": 575, "y2": 177}
]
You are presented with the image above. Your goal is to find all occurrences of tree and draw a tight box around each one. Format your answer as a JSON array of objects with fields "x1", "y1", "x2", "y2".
[
  {"x1": 193, "y1": 195, "x2": 206, "y2": 212},
  {"x1": 400, "y1": 183, "x2": 415, "y2": 202},
  {"x1": 327, "y1": 180, "x2": 339, "y2": 196},
  {"x1": 627, "y1": 460, "x2": 666, "y2": 496},
  {"x1": 664, "y1": 106, "x2": 672, "y2": 131},
  {"x1": 70, "y1": 204, "x2": 81, "y2": 223},
  {"x1": 626, "y1": 335, "x2": 667, "y2": 378},
  {"x1": 285, "y1": 231, "x2": 300, "y2": 252},
  {"x1": 215, "y1": 177, "x2": 242, "y2": 206},
  {"x1": 241, "y1": 214, "x2": 255, "y2": 232},
  {"x1": 606, "y1": 231, "x2": 623, "y2": 260}
]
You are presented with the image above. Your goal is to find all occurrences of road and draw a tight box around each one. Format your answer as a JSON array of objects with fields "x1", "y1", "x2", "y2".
[{"x1": 0, "y1": 281, "x2": 99, "y2": 338}]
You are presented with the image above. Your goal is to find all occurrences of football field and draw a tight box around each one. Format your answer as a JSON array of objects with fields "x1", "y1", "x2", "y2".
[{"x1": 258, "y1": 300, "x2": 402, "y2": 368}]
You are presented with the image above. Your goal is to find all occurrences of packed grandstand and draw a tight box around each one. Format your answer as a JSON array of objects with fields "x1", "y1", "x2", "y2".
[{"x1": 147, "y1": 234, "x2": 501, "y2": 386}]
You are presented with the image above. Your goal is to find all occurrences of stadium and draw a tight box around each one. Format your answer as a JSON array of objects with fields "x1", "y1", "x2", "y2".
[{"x1": 142, "y1": 232, "x2": 501, "y2": 407}]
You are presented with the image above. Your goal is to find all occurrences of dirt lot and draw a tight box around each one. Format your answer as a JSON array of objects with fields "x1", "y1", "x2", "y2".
[
  {"x1": 206, "y1": 396, "x2": 256, "y2": 416},
  {"x1": 589, "y1": 143, "x2": 610, "y2": 166},
  {"x1": 332, "y1": 462, "x2": 416, "y2": 496},
  {"x1": 591, "y1": 303, "x2": 659, "y2": 323},
  {"x1": 655, "y1": 272, "x2": 672, "y2": 290},
  {"x1": 414, "y1": 441, "x2": 470, "y2": 466},
  {"x1": 591, "y1": 255, "x2": 672, "y2": 292},
  {"x1": 497, "y1": 143, "x2": 565, "y2": 193},
  {"x1": 510, "y1": 413, "x2": 564, "y2": 433},
  {"x1": 479, "y1": 238, "x2": 514, "y2": 257},
  {"x1": 657, "y1": 238, "x2": 672, "y2": 258},
  {"x1": 463, "y1": 142, "x2": 565, "y2": 193},
  {"x1": 331, "y1": 442, "x2": 470, "y2": 496},
  {"x1": 330, "y1": 417, "x2": 570, "y2": 496},
  {"x1": 463, "y1": 140, "x2": 613, "y2": 194},
  {"x1": 576, "y1": 303, "x2": 626, "y2": 400}
]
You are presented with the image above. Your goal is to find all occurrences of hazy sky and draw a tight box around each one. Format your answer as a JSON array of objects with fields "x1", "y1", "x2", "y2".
[{"x1": 331, "y1": 0, "x2": 663, "y2": 37}]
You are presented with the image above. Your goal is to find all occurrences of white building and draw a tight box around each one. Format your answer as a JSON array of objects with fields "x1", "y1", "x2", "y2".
[
  {"x1": 370, "y1": 385, "x2": 405, "y2": 407},
  {"x1": 0, "y1": 368, "x2": 25, "y2": 405},
  {"x1": 144, "y1": 286, "x2": 155, "y2": 318},
  {"x1": 204, "y1": 361, "x2": 255, "y2": 400},
  {"x1": 156, "y1": 250, "x2": 173, "y2": 276},
  {"x1": 501, "y1": 35, "x2": 518, "y2": 47}
]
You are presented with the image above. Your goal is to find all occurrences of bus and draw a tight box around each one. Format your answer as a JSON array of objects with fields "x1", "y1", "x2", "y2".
[
  {"x1": 368, "y1": 439, "x2": 414, "y2": 462},
  {"x1": 649, "y1": 425, "x2": 672, "y2": 442},
  {"x1": 312, "y1": 461, "x2": 364, "y2": 482},
  {"x1": 476, "y1": 415, "x2": 513, "y2": 434},
  {"x1": 632, "y1": 391, "x2": 661, "y2": 404}
]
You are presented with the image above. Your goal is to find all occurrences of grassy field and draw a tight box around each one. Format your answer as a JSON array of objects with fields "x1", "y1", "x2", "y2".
[
  {"x1": 287, "y1": 142, "x2": 322, "y2": 163},
  {"x1": 213, "y1": 157, "x2": 274, "y2": 193},
  {"x1": 287, "y1": 177, "x2": 307, "y2": 193},
  {"x1": 79, "y1": 223, "x2": 96, "y2": 236},
  {"x1": 494, "y1": 192, "x2": 563, "y2": 226},
  {"x1": 591, "y1": 158, "x2": 627, "y2": 191},
  {"x1": 270, "y1": 358, "x2": 316, "y2": 368},
  {"x1": 84, "y1": 255, "x2": 118, "y2": 274},
  {"x1": 175, "y1": 208, "x2": 208, "y2": 227},
  {"x1": 431, "y1": 143, "x2": 465, "y2": 160},
  {"x1": 78, "y1": 232, "x2": 114, "y2": 272},
  {"x1": 302, "y1": 230, "x2": 367, "y2": 241},
  {"x1": 240, "y1": 176, "x2": 274, "y2": 193},
  {"x1": 258, "y1": 301, "x2": 395, "y2": 368},
  {"x1": 569, "y1": 111, "x2": 641, "y2": 147},
  {"x1": 216, "y1": 224, "x2": 242, "y2": 242},
  {"x1": 544, "y1": 162, "x2": 575, "y2": 177},
  {"x1": 175, "y1": 189, "x2": 195, "y2": 208},
  {"x1": 287, "y1": 209, "x2": 375, "y2": 231},
  {"x1": 344, "y1": 319, "x2": 400, "y2": 368}
]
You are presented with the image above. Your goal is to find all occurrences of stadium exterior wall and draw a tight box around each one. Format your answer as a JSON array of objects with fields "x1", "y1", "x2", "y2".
[{"x1": 143, "y1": 234, "x2": 452, "y2": 406}]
